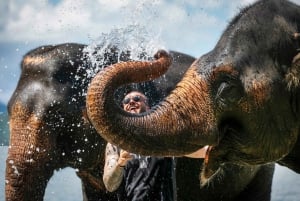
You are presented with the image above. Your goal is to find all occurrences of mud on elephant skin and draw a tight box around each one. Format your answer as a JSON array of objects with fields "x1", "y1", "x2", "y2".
[
  {"x1": 5, "y1": 42, "x2": 195, "y2": 201},
  {"x1": 86, "y1": 0, "x2": 300, "y2": 199}
]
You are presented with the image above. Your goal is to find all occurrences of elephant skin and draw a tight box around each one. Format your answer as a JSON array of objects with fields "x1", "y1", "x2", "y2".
[
  {"x1": 86, "y1": 0, "x2": 300, "y2": 200},
  {"x1": 5, "y1": 43, "x2": 195, "y2": 201}
]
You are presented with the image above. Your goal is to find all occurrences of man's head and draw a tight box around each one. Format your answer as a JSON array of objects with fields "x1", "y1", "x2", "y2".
[{"x1": 122, "y1": 91, "x2": 149, "y2": 114}]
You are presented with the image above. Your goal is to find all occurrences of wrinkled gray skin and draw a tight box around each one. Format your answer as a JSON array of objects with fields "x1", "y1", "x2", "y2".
[
  {"x1": 87, "y1": 0, "x2": 300, "y2": 200},
  {"x1": 5, "y1": 43, "x2": 195, "y2": 201}
]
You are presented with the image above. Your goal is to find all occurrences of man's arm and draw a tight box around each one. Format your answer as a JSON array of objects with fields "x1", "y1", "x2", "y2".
[{"x1": 103, "y1": 143, "x2": 132, "y2": 192}]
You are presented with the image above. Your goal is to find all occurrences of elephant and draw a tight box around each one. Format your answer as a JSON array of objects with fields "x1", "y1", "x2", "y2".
[
  {"x1": 5, "y1": 42, "x2": 195, "y2": 201},
  {"x1": 86, "y1": 0, "x2": 300, "y2": 200},
  {"x1": 87, "y1": 49, "x2": 276, "y2": 201}
]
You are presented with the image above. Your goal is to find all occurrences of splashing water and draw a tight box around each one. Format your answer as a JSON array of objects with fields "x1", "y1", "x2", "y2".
[
  {"x1": 73, "y1": 0, "x2": 167, "y2": 100},
  {"x1": 82, "y1": 24, "x2": 166, "y2": 80},
  {"x1": 81, "y1": 0, "x2": 166, "y2": 80}
]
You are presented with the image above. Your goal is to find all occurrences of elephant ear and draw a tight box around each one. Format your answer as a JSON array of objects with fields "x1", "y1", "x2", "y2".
[
  {"x1": 280, "y1": 33, "x2": 300, "y2": 173},
  {"x1": 284, "y1": 51, "x2": 300, "y2": 117}
]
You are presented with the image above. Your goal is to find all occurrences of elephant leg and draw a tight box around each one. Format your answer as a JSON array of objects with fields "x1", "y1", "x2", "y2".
[
  {"x1": 5, "y1": 104, "x2": 57, "y2": 201},
  {"x1": 77, "y1": 167, "x2": 118, "y2": 201}
]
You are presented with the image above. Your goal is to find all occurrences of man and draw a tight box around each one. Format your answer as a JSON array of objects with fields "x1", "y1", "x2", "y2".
[{"x1": 103, "y1": 91, "x2": 174, "y2": 201}]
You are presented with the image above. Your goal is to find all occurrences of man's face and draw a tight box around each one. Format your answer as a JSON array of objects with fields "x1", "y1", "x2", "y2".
[{"x1": 122, "y1": 91, "x2": 149, "y2": 114}]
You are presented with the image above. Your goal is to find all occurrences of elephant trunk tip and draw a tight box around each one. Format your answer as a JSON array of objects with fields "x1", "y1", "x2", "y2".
[{"x1": 154, "y1": 49, "x2": 170, "y2": 60}]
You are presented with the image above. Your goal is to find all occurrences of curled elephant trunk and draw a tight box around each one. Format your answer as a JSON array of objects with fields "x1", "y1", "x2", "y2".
[{"x1": 87, "y1": 50, "x2": 218, "y2": 156}]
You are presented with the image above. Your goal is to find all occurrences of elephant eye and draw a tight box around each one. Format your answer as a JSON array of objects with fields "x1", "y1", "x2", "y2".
[
  {"x1": 216, "y1": 82, "x2": 229, "y2": 99},
  {"x1": 215, "y1": 81, "x2": 243, "y2": 107}
]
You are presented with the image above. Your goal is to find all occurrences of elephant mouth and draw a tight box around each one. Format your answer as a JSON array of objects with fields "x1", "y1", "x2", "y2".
[
  {"x1": 201, "y1": 119, "x2": 243, "y2": 181},
  {"x1": 203, "y1": 146, "x2": 218, "y2": 177}
]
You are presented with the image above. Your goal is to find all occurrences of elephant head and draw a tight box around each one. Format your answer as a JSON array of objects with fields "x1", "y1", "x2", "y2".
[{"x1": 87, "y1": 0, "x2": 300, "y2": 181}]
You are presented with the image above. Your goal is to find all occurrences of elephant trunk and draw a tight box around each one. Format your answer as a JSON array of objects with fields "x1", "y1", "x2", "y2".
[
  {"x1": 87, "y1": 50, "x2": 218, "y2": 156},
  {"x1": 6, "y1": 103, "x2": 54, "y2": 201}
]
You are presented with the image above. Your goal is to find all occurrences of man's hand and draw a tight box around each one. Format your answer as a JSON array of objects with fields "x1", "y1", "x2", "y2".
[{"x1": 117, "y1": 150, "x2": 133, "y2": 167}]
